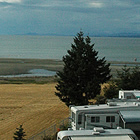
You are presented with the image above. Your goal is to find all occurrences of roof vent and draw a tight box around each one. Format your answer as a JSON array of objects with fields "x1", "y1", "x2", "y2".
[
  {"x1": 117, "y1": 127, "x2": 122, "y2": 129},
  {"x1": 68, "y1": 128, "x2": 73, "y2": 131},
  {"x1": 93, "y1": 127, "x2": 105, "y2": 133},
  {"x1": 107, "y1": 102, "x2": 117, "y2": 106},
  {"x1": 124, "y1": 102, "x2": 127, "y2": 105},
  {"x1": 79, "y1": 127, "x2": 84, "y2": 130},
  {"x1": 84, "y1": 106, "x2": 89, "y2": 108},
  {"x1": 92, "y1": 132, "x2": 100, "y2": 135},
  {"x1": 133, "y1": 102, "x2": 137, "y2": 105}
]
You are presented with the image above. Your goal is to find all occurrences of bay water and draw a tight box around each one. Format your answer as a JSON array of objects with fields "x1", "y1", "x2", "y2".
[{"x1": 0, "y1": 35, "x2": 140, "y2": 62}]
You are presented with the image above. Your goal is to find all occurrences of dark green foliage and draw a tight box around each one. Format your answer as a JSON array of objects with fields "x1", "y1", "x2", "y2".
[
  {"x1": 117, "y1": 65, "x2": 131, "y2": 90},
  {"x1": 94, "y1": 95, "x2": 106, "y2": 104},
  {"x1": 104, "y1": 82, "x2": 119, "y2": 99},
  {"x1": 130, "y1": 66, "x2": 140, "y2": 89},
  {"x1": 55, "y1": 31, "x2": 111, "y2": 106},
  {"x1": 117, "y1": 65, "x2": 140, "y2": 90},
  {"x1": 13, "y1": 125, "x2": 26, "y2": 140}
]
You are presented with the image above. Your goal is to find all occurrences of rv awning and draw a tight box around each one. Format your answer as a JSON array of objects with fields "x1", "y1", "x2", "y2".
[
  {"x1": 120, "y1": 111, "x2": 140, "y2": 122},
  {"x1": 71, "y1": 135, "x2": 132, "y2": 140},
  {"x1": 133, "y1": 93, "x2": 140, "y2": 98}
]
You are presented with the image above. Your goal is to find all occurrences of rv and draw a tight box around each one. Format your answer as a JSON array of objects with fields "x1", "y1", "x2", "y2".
[
  {"x1": 57, "y1": 127, "x2": 138, "y2": 140},
  {"x1": 119, "y1": 90, "x2": 140, "y2": 99},
  {"x1": 70, "y1": 101, "x2": 140, "y2": 132}
]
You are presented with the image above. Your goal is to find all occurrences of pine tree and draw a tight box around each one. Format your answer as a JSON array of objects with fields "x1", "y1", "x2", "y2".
[
  {"x1": 117, "y1": 65, "x2": 140, "y2": 90},
  {"x1": 13, "y1": 125, "x2": 26, "y2": 140},
  {"x1": 55, "y1": 31, "x2": 111, "y2": 106}
]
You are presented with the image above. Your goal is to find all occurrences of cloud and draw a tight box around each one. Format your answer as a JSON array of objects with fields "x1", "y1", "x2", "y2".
[
  {"x1": 90, "y1": 2, "x2": 103, "y2": 8},
  {"x1": 0, "y1": 0, "x2": 21, "y2": 3},
  {"x1": 0, "y1": 0, "x2": 139, "y2": 35}
]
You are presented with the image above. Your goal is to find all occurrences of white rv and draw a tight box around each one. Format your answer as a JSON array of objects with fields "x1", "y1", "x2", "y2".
[
  {"x1": 119, "y1": 90, "x2": 140, "y2": 99},
  {"x1": 57, "y1": 127, "x2": 138, "y2": 140},
  {"x1": 70, "y1": 101, "x2": 140, "y2": 132}
]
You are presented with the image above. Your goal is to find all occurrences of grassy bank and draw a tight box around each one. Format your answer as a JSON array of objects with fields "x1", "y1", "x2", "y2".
[
  {"x1": 0, "y1": 58, "x2": 63, "y2": 84},
  {"x1": 0, "y1": 58, "x2": 63, "y2": 75}
]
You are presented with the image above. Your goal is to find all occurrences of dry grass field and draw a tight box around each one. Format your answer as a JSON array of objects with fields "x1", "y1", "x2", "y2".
[{"x1": 0, "y1": 83, "x2": 69, "y2": 140}]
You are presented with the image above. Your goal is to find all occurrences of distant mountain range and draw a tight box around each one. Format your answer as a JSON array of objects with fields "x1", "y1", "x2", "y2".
[
  {"x1": 21, "y1": 32, "x2": 140, "y2": 37},
  {"x1": 107, "y1": 33, "x2": 140, "y2": 38}
]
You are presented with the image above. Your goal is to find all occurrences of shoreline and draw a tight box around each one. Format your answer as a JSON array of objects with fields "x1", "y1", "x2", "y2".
[
  {"x1": 0, "y1": 58, "x2": 139, "y2": 78},
  {"x1": 0, "y1": 58, "x2": 63, "y2": 76}
]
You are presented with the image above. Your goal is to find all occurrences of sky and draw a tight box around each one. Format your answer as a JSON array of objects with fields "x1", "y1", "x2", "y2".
[{"x1": 0, "y1": 0, "x2": 140, "y2": 36}]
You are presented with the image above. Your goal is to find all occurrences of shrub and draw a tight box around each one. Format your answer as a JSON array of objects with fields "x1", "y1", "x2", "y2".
[{"x1": 13, "y1": 125, "x2": 26, "y2": 140}]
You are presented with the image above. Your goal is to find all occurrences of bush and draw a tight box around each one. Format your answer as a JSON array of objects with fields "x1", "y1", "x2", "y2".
[
  {"x1": 13, "y1": 125, "x2": 26, "y2": 140},
  {"x1": 104, "y1": 82, "x2": 119, "y2": 99},
  {"x1": 94, "y1": 95, "x2": 106, "y2": 104}
]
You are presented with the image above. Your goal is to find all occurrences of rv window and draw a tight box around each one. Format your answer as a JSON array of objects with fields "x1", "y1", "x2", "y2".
[
  {"x1": 127, "y1": 96, "x2": 131, "y2": 99},
  {"x1": 91, "y1": 116, "x2": 100, "y2": 123},
  {"x1": 78, "y1": 114, "x2": 82, "y2": 124},
  {"x1": 72, "y1": 112, "x2": 75, "y2": 123},
  {"x1": 111, "y1": 116, "x2": 115, "y2": 122},
  {"x1": 106, "y1": 116, "x2": 115, "y2": 122}
]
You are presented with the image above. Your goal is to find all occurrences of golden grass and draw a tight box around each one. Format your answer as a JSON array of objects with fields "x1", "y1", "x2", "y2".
[{"x1": 0, "y1": 83, "x2": 69, "y2": 140}]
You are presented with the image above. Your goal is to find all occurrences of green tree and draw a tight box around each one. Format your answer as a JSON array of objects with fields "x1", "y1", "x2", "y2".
[
  {"x1": 130, "y1": 66, "x2": 140, "y2": 89},
  {"x1": 117, "y1": 65, "x2": 131, "y2": 90},
  {"x1": 55, "y1": 31, "x2": 111, "y2": 106},
  {"x1": 117, "y1": 65, "x2": 140, "y2": 90},
  {"x1": 13, "y1": 125, "x2": 26, "y2": 140}
]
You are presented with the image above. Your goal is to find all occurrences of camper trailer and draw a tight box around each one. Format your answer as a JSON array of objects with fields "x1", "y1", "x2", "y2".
[
  {"x1": 119, "y1": 90, "x2": 140, "y2": 99},
  {"x1": 70, "y1": 101, "x2": 140, "y2": 132},
  {"x1": 57, "y1": 127, "x2": 138, "y2": 140}
]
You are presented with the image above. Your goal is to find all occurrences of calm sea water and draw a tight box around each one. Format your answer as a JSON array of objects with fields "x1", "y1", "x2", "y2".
[{"x1": 0, "y1": 35, "x2": 140, "y2": 62}]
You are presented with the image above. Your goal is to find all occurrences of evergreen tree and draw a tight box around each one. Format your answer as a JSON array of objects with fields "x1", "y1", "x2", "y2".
[
  {"x1": 13, "y1": 125, "x2": 26, "y2": 140},
  {"x1": 55, "y1": 31, "x2": 111, "y2": 106},
  {"x1": 117, "y1": 65, "x2": 131, "y2": 90},
  {"x1": 117, "y1": 65, "x2": 140, "y2": 90},
  {"x1": 130, "y1": 66, "x2": 140, "y2": 89}
]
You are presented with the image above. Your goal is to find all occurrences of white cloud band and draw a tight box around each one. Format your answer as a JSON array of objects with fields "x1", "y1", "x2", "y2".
[{"x1": 0, "y1": 0, "x2": 21, "y2": 3}]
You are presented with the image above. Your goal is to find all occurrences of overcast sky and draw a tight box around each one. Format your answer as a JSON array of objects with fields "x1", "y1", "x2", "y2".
[{"x1": 0, "y1": 0, "x2": 140, "y2": 36}]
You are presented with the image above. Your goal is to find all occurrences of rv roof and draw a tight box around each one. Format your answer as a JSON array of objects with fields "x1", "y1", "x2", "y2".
[
  {"x1": 134, "y1": 92, "x2": 140, "y2": 98},
  {"x1": 120, "y1": 90, "x2": 140, "y2": 93},
  {"x1": 71, "y1": 102, "x2": 140, "y2": 113},
  {"x1": 107, "y1": 98, "x2": 140, "y2": 102},
  {"x1": 71, "y1": 135, "x2": 132, "y2": 140},
  {"x1": 120, "y1": 111, "x2": 140, "y2": 123},
  {"x1": 57, "y1": 129, "x2": 136, "y2": 139}
]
